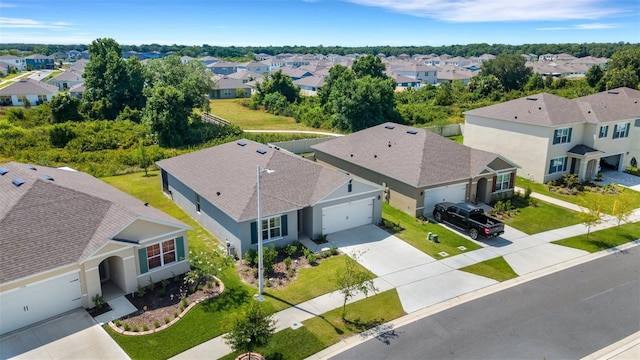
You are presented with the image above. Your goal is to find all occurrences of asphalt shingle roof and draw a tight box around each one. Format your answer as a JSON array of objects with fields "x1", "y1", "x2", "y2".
[
  {"x1": 0, "y1": 79, "x2": 58, "y2": 96},
  {"x1": 156, "y1": 139, "x2": 354, "y2": 222},
  {"x1": 0, "y1": 162, "x2": 187, "y2": 284},
  {"x1": 311, "y1": 122, "x2": 508, "y2": 188}
]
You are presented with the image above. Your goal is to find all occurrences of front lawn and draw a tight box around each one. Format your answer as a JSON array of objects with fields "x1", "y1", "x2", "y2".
[
  {"x1": 382, "y1": 203, "x2": 482, "y2": 257},
  {"x1": 517, "y1": 177, "x2": 640, "y2": 215},
  {"x1": 220, "y1": 289, "x2": 406, "y2": 360},
  {"x1": 501, "y1": 198, "x2": 583, "y2": 234},
  {"x1": 459, "y1": 256, "x2": 518, "y2": 282},
  {"x1": 552, "y1": 222, "x2": 640, "y2": 253}
]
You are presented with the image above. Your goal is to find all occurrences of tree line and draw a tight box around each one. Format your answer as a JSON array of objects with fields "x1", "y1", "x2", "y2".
[{"x1": 1, "y1": 42, "x2": 637, "y2": 59}]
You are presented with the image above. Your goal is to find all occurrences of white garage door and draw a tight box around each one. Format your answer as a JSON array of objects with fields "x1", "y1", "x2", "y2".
[
  {"x1": 423, "y1": 183, "x2": 467, "y2": 216},
  {"x1": 322, "y1": 198, "x2": 373, "y2": 235},
  {"x1": 0, "y1": 271, "x2": 82, "y2": 335}
]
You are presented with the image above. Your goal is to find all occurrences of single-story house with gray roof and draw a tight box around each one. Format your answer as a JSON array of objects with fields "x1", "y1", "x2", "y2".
[
  {"x1": 0, "y1": 79, "x2": 59, "y2": 106},
  {"x1": 0, "y1": 162, "x2": 190, "y2": 335},
  {"x1": 156, "y1": 139, "x2": 383, "y2": 256},
  {"x1": 312, "y1": 122, "x2": 520, "y2": 217}
]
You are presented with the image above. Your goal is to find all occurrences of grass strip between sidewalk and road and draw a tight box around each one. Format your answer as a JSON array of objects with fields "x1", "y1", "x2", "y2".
[
  {"x1": 220, "y1": 289, "x2": 406, "y2": 360},
  {"x1": 552, "y1": 221, "x2": 640, "y2": 253}
]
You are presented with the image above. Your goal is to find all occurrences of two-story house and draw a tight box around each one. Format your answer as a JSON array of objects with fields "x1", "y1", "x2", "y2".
[{"x1": 463, "y1": 87, "x2": 640, "y2": 184}]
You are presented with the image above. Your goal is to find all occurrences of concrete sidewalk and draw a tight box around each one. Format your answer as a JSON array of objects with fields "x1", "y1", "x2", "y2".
[{"x1": 171, "y1": 190, "x2": 640, "y2": 360}]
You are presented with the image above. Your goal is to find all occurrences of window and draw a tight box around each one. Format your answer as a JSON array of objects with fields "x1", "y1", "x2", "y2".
[
  {"x1": 549, "y1": 156, "x2": 568, "y2": 174},
  {"x1": 38, "y1": 95, "x2": 47, "y2": 103},
  {"x1": 495, "y1": 173, "x2": 511, "y2": 191},
  {"x1": 553, "y1": 128, "x2": 572, "y2": 144},
  {"x1": 599, "y1": 125, "x2": 608, "y2": 138},
  {"x1": 612, "y1": 123, "x2": 630, "y2": 139},
  {"x1": 195, "y1": 193, "x2": 201, "y2": 212},
  {"x1": 262, "y1": 216, "x2": 281, "y2": 240},
  {"x1": 146, "y1": 239, "x2": 176, "y2": 270},
  {"x1": 17, "y1": 95, "x2": 27, "y2": 103}
]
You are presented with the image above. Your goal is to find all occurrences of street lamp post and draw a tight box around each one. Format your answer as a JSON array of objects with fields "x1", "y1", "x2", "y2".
[{"x1": 257, "y1": 165, "x2": 274, "y2": 295}]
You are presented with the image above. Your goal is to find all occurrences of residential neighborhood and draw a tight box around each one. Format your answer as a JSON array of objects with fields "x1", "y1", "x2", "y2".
[{"x1": 0, "y1": 43, "x2": 639, "y2": 360}]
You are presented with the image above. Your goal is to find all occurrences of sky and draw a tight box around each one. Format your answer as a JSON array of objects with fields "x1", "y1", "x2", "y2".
[{"x1": 0, "y1": 0, "x2": 639, "y2": 47}]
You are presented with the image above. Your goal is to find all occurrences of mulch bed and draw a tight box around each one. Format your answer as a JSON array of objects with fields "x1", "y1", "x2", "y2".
[{"x1": 113, "y1": 274, "x2": 222, "y2": 332}]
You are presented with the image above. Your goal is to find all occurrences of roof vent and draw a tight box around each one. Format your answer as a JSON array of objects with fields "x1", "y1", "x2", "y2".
[
  {"x1": 607, "y1": 91, "x2": 619, "y2": 95},
  {"x1": 406, "y1": 129, "x2": 418, "y2": 135},
  {"x1": 25, "y1": 164, "x2": 36, "y2": 170},
  {"x1": 41, "y1": 174, "x2": 54, "y2": 181},
  {"x1": 388, "y1": 141, "x2": 391, "y2": 147},
  {"x1": 237, "y1": 141, "x2": 247, "y2": 146},
  {"x1": 216, "y1": 191, "x2": 221, "y2": 196},
  {"x1": 384, "y1": 125, "x2": 395, "y2": 130},
  {"x1": 0, "y1": 167, "x2": 8, "y2": 175},
  {"x1": 256, "y1": 148, "x2": 267, "y2": 155},
  {"x1": 526, "y1": 97, "x2": 537, "y2": 101},
  {"x1": 12, "y1": 178, "x2": 25, "y2": 187}
]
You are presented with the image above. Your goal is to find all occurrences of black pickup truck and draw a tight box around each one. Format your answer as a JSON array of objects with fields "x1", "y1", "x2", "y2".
[{"x1": 433, "y1": 202, "x2": 505, "y2": 240}]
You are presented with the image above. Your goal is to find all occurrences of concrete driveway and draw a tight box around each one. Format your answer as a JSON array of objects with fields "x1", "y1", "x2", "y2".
[{"x1": 0, "y1": 309, "x2": 129, "y2": 360}]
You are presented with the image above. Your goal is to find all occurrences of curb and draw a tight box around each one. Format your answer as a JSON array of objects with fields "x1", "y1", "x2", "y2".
[
  {"x1": 581, "y1": 331, "x2": 640, "y2": 360},
  {"x1": 307, "y1": 240, "x2": 640, "y2": 360}
]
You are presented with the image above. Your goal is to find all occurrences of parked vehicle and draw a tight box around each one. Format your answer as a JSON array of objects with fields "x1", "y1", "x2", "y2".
[{"x1": 433, "y1": 202, "x2": 505, "y2": 240}]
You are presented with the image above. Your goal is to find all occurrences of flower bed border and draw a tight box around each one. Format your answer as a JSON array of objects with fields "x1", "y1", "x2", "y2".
[{"x1": 108, "y1": 276, "x2": 225, "y2": 336}]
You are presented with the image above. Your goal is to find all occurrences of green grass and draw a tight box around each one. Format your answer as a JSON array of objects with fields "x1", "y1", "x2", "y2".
[
  {"x1": 382, "y1": 203, "x2": 482, "y2": 257},
  {"x1": 220, "y1": 289, "x2": 406, "y2": 360},
  {"x1": 517, "y1": 177, "x2": 640, "y2": 215},
  {"x1": 265, "y1": 255, "x2": 375, "y2": 312},
  {"x1": 448, "y1": 135, "x2": 463, "y2": 144},
  {"x1": 502, "y1": 199, "x2": 583, "y2": 234},
  {"x1": 553, "y1": 221, "x2": 640, "y2": 253},
  {"x1": 209, "y1": 98, "x2": 331, "y2": 131},
  {"x1": 459, "y1": 256, "x2": 518, "y2": 282}
]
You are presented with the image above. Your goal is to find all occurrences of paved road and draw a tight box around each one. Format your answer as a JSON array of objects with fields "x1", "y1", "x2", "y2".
[{"x1": 332, "y1": 246, "x2": 640, "y2": 360}]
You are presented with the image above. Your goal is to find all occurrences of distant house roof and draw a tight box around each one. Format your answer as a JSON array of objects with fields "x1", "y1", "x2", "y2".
[
  {"x1": 464, "y1": 87, "x2": 640, "y2": 126},
  {"x1": 0, "y1": 79, "x2": 58, "y2": 96},
  {"x1": 213, "y1": 76, "x2": 251, "y2": 90},
  {"x1": 293, "y1": 75, "x2": 325, "y2": 88},
  {"x1": 156, "y1": 139, "x2": 356, "y2": 222},
  {"x1": 311, "y1": 123, "x2": 516, "y2": 188},
  {"x1": 0, "y1": 162, "x2": 188, "y2": 284}
]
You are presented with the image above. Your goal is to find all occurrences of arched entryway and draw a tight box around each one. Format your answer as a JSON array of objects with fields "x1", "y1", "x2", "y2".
[
  {"x1": 476, "y1": 178, "x2": 488, "y2": 204},
  {"x1": 99, "y1": 256, "x2": 126, "y2": 300}
]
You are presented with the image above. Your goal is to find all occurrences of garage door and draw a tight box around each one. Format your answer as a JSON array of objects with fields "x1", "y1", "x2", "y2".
[
  {"x1": 423, "y1": 183, "x2": 467, "y2": 217},
  {"x1": 0, "y1": 271, "x2": 82, "y2": 335},
  {"x1": 322, "y1": 198, "x2": 373, "y2": 235}
]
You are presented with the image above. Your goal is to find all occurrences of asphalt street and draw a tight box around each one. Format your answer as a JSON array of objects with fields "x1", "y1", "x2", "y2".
[{"x1": 332, "y1": 246, "x2": 640, "y2": 360}]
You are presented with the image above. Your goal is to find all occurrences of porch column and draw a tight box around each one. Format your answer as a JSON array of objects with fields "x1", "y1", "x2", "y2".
[{"x1": 578, "y1": 159, "x2": 588, "y2": 181}]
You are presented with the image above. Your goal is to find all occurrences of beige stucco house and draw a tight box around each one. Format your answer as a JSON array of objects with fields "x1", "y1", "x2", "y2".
[
  {"x1": 464, "y1": 87, "x2": 640, "y2": 184},
  {"x1": 0, "y1": 162, "x2": 190, "y2": 335},
  {"x1": 311, "y1": 122, "x2": 519, "y2": 217}
]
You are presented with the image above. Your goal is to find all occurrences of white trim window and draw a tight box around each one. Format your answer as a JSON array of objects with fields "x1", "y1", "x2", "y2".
[
  {"x1": 612, "y1": 123, "x2": 630, "y2": 139},
  {"x1": 598, "y1": 125, "x2": 608, "y2": 138},
  {"x1": 495, "y1": 173, "x2": 511, "y2": 191},
  {"x1": 549, "y1": 156, "x2": 568, "y2": 174},
  {"x1": 146, "y1": 239, "x2": 176, "y2": 270},
  {"x1": 553, "y1": 127, "x2": 572, "y2": 144},
  {"x1": 262, "y1": 215, "x2": 281, "y2": 240}
]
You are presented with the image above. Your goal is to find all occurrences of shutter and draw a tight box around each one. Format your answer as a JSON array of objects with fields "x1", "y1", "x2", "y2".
[
  {"x1": 568, "y1": 128, "x2": 572, "y2": 142},
  {"x1": 492, "y1": 176, "x2": 497, "y2": 192},
  {"x1": 613, "y1": 124, "x2": 619, "y2": 139},
  {"x1": 553, "y1": 129, "x2": 559, "y2": 144},
  {"x1": 549, "y1": 159, "x2": 554, "y2": 174},
  {"x1": 624, "y1": 124, "x2": 630, "y2": 137},
  {"x1": 562, "y1": 157, "x2": 568, "y2": 171},
  {"x1": 281, "y1": 215, "x2": 288, "y2": 237},
  {"x1": 138, "y1": 248, "x2": 148, "y2": 274},
  {"x1": 250, "y1": 221, "x2": 257, "y2": 244},
  {"x1": 509, "y1": 172, "x2": 515, "y2": 189},
  {"x1": 176, "y1": 236, "x2": 185, "y2": 261}
]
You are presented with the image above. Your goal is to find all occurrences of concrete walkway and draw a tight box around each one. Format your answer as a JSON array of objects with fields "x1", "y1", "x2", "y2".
[{"x1": 171, "y1": 192, "x2": 640, "y2": 360}]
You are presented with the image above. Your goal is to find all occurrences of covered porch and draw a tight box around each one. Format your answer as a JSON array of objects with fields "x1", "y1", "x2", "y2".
[{"x1": 567, "y1": 144, "x2": 605, "y2": 181}]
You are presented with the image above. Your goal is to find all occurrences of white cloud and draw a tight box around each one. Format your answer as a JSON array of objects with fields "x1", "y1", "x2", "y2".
[
  {"x1": 344, "y1": 0, "x2": 625, "y2": 22},
  {"x1": 0, "y1": 2, "x2": 19, "y2": 8},
  {"x1": 0, "y1": 32, "x2": 94, "y2": 44},
  {"x1": 0, "y1": 17, "x2": 72, "y2": 30},
  {"x1": 537, "y1": 23, "x2": 621, "y2": 31}
]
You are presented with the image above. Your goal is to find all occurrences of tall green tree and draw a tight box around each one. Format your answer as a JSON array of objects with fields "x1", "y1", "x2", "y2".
[
  {"x1": 601, "y1": 67, "x2": 639, "y2": 90},
  {"x1": 480, "y1": 54, "x2": 533, "y2": 91},
  {"x1": 50, "y1": 93, "x2": 83, "y2": 123},
  {"x1": 255, "y1": 70, "x2": 300, "y2": 103},
  {"x1": 352, "y1": 54, "x2": 387, "y2": 79},
  {"x1": 142, "y1": 85, "x2": 190, "y2": 147},
  {"x1": 609, "y1": 48, "x2": 640, "y2": 82},
  {"x1": 585, "y1": 65, "x2": 604, "y2": 88}
]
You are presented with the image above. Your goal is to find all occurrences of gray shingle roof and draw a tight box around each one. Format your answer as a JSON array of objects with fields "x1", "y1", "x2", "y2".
[
  {"x1": 465, "y1": 87, "x2": 640, "y2": 126},
  {"x1": 311, "y1": 123, "x2": 510, "y2": 188},
  {"x1": 0, "y1": 79, "x2": 58, "y2": 96},
  {"x1": 156, "y1": 139, "x2": 354, "y2": 222},
  {"x1": 0, "y1": 162, "x2": 187, "y2": 284}
]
